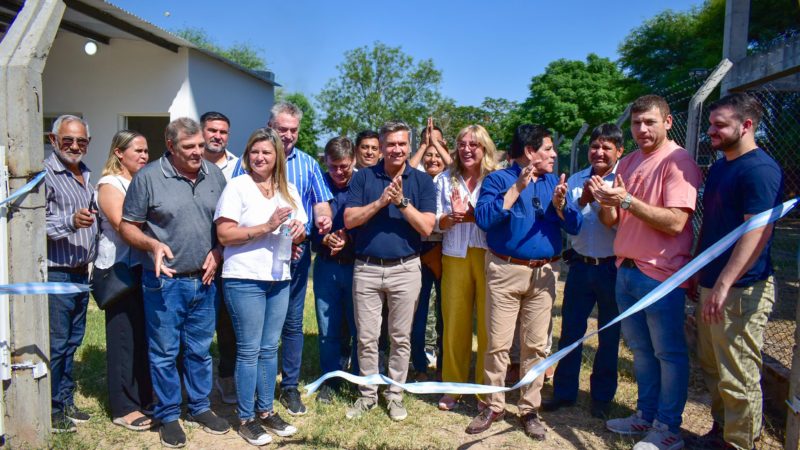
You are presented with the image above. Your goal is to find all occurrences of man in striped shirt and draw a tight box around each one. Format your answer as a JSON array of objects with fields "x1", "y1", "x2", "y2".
[
  {"x1": 45, "y1": 115, "x2": 98, "y2": 433},
  {"x1": 231, "y1": 102, "x2": 333, "y2": 415}
]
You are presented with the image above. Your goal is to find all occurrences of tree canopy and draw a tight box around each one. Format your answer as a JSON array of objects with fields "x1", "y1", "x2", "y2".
[
  {"x1": 317, "y1": 42, "x2": 443, "y2": 136},
  {"x1": 174, "y1": 27, "x2": 267, "y2": 71},
  {"x1": 432, "y1": 97, "x2": 517, "y2": 150}
]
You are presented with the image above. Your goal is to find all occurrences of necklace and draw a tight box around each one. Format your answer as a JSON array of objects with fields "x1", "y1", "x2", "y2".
[{"x1": 255, "y1": 180, "x2": 274, "y2": 198}]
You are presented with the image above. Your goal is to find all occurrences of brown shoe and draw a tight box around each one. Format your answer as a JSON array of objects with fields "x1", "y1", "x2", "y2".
[
  {"x1": 520, "y1": 412, "x2": 547, "y2": 440},
  {"x1": 466, "y1": 408, "x2": 505, "y2": 434}
]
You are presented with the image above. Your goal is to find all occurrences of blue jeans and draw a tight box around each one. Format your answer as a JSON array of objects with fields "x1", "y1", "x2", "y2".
[
  {"x1": 553, "y1": 259, "x2": 619, "y2": 403},
  {"x1": 280, "y1": 242, "x2": 311, "y2": 390},
  {"x1": 616, "y1": 265, "x2": 688, "y2": 433},
  {"x1": 48, "y1": 269, "x2": 90, "y2": 413},
  {"x1": 411, "y1": 263, "x2": 440, "y2": 373},
  {"x1": 142, "y1": 270, "x2": 217, "y2": 422},
  {"x1": 313, "y1": 257, "x2": 358, "y2": 377},
  {"x1": 223, "y1": 278, "x2": 290, "y2": 420}
]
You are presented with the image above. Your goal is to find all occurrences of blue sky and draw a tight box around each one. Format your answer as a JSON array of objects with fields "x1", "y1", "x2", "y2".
[{"x1": 113, "y1": 0, "x2": 703, "y2": 107}]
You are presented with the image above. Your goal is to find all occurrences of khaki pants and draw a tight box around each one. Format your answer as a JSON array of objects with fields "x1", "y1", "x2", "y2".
[
  {"x1": 352, "y1": 257, "x2": 421, "y2": 401},
  {"x1": 696, "y1": 278, "x2": 775, "y2": 450},
  {"x1": 483, "y1": 253, "x2": 557, "y2": 415}
]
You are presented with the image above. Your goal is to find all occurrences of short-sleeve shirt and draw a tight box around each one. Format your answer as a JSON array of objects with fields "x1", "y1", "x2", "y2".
[
  {"x1": 214, "y1": 175, "x2": 307, "y2": 281},
  {"x1": 345, "y1": 162, "x2": 436, "y2": 259},
  {"x1": 122, "y1": 155, "x2": 227, "y2": 274},
  {"x1": 613, "y1": 141, "x2": 702, "y2": 283},
  {"x1": 697, "y1": 148, "x2": 783, "y2": 288}
]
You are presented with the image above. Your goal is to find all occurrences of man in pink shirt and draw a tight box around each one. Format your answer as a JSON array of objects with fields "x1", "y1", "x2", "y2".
[{"x1": 591, "y1": 95, "x2": 702, "y2": 450}]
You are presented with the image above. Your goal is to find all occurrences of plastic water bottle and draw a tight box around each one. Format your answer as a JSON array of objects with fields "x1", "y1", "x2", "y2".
[{"x1": 277, "y1": 224, "x2": 292, "y2": 261}]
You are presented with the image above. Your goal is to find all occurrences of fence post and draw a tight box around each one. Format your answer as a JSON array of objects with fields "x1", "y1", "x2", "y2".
[
  {"x1": 615, "y1": 104, "x2": 631, "y2": 127},
  {"x1": 0, "y1": 0, "x2": 65, "y2": 446},
  {"x1": 685, "y1": 59, "x2": 734, "y2": 159},
  {"x1": 786, "y1": 246, "x2": 800, "y2": 450},
  {"x1": 569, "y1": 123, "x2": 589, "y2": 175}
]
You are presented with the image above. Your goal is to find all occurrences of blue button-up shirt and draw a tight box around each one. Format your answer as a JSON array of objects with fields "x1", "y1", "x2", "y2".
[
  {"x1": 232, "y1": 147, "x2": 332, "y2": 234},
  {"x1": 566, "y1": 164, "x2": 617, "y2": 258},
  {"x1": 475, "y1": 163, "x2": 581, "y2": 260}
]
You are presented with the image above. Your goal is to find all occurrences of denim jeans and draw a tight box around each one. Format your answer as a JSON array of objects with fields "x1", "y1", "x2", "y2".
[
  {"x1": 142, "y1": 270, "x2": 217, "y2": 422},
  {"x1": 616, "y1": 265, "x2": 688, "y2": 433},
  {"x1": 48, "y1": 269, "x2": 90, "y2": 414},
  {"x1": 411, "y1": 263, "x2": 440, "y2": 373},
  {"x1": 313, "y1": 257, "x2": 358, "y2": 377},
  {"x1": 280, "y1": 242, "x2": 311, "y2": 390},
  {"x1": 553, "y1": 259, "x2": 619, "y2": 403},
  {"x1": 223, "y1": 278, "x2": 290, "y2": 420}
]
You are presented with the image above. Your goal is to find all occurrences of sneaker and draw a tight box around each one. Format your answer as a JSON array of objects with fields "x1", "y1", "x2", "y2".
[
  {"x1": 633, "y1": 420, "x2": 684, "y2": 450},
  {"x1": 606, "y1": 411, "x2": 653, "y2": 435},
  {"x1": 216, "y1": 376, "x2": 238, "y2": 405},
  {"x1": 387, "y1": 398, "x2": 408, "y2": 421},
  {"x1": 261, "y1": 411, "x2": 297, "y2": 437},
  {"x1": 280, "y1": 387, "x2": 307, "y2": 416},
  {"x1": 159, "y1": 420, "x2": 187, "y2": 448},
  {"x1": 239, "y1": 419, "x2": 272, "y2": 446},
  {"x1": 316, "y1": 383, "x2": 335, "y2": 404},
  {"x1": 65, "y1": 404, "x2": 91, "y2": 423},
  {"x1": 345, "y1": 397, "x2": 377, "y2": 419},
  {"x1": 51, "y1": 411, "x2": 76, "y2": 433},
  {"x1": 185, "y1": 410, "x2": 230, "y2": 435}
]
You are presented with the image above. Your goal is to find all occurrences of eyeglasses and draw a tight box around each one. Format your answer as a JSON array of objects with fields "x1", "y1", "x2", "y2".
[
  {"x1": 532, "y1": 197, "x2": 544, "y2": 219},
  {"x1": 58, "y1": 135, "x2": 90, "y2": 149},
  {"x1": 456, "y1": 141, "x2": 480, "y2": 150}
]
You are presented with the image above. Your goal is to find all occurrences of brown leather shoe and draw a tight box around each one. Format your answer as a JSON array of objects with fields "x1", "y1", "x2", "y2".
[
  {"x1": 465, "y1": 408, "x2": 505, "y2": 434},
  {"x1": 520, "y1": 412, "x2": 547, "y2": 440}
]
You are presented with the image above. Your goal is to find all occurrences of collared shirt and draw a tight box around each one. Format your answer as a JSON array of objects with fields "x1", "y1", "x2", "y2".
[
  {"x1": 311, "y1": 173, "x2": 355, "y2": 261},
  {"x1": 214, "y1": 149, "x2": 240, "y2": 181},
  {"x1": 435, "y1": 169, "x2": 487, "y2": 258},
  {"x1": 345, "y1": 162, "x2": 436, "y2": 259},
  {"x1": 122, "y1": 154, "x2": 226, "y2": 274},
  {"x1": 231, "y1": 147, "x2": 333, "y2": 234},
  {"x1": 45, "y1": 152, "x2": 98, "y2": 268},
  {"x1": 566, "y1": 164, "x2": 617, "y2": 258},
  {"x1": 475, "y1": 162, "x2": 581, "y2": 260}
]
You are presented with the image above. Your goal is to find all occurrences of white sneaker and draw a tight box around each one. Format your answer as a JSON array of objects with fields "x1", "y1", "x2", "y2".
[
  {"x1": 633, "y1": 420, "x2": 684, "y2": 450},
  {"x1": 606, "y1": 410, "x2": 653, "y2": 435}
]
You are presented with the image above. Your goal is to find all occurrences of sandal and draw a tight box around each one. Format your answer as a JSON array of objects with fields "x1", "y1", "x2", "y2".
[
  {"x1": 438, "y1": 395, "x2": 457, "y2": 411},
  {"x1": 112, "y1": 414, "x2": 153, "y2": 431}
]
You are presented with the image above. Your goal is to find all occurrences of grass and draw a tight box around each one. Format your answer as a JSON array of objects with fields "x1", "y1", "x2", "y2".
[{"x1": 48, "y1": 270, "x2": 758, "y2": 449}]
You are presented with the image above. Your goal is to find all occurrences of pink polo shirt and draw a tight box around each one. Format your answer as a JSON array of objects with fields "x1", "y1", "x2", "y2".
[{"x1": 614, "y1": 141, "x2": 702, "y2": 284}]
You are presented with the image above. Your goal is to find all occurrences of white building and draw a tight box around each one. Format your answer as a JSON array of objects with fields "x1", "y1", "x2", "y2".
[{"x1": 1, "y1": 0, "x2": 277, "y2": 174}]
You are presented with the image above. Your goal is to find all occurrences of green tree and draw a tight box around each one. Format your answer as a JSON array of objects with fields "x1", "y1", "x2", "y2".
[
  {"x1": 275, "y1": 89, "x2": 321, "y2": 156},
  {"x1": 431, "y1": 97, "x2": 517, "y2": 150},
  {"x1": 174, "y1": 27, "x2": 267, "y2": 70},
  {"x1": 317, "y1": 42, "x2": 443, "y2": 136}
]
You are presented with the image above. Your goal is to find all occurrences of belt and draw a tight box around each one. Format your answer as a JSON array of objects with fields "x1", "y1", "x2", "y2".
[
  {"x1": 356, "y1": 254, "x2": 419, "y2": 267},
  {"x1": 319, "y1": 253, "x2": 355, "y2": 265},
  {"x1": 573, "y1": 253, "x2": 616, "y2": 266},
  {"x1": 489, "y1": 250, "x2": 559, "y2": 268},
  {"x1": 620, "y1": 258, "x2": 637, "y2": 269},
  {"x1": 172, "y1": 270, "x2": 205, "y2": 279},
  {"x1": 49, "y1": 265, "x2": 89, "y2": 275}
]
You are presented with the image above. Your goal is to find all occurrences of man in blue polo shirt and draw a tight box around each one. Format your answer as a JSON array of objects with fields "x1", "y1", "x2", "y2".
[
  {"x1": 231, "y1": 102, "x2": 333, "y2": 415},
  {"x1": 470, "y1": 124, "x2": 581, "y2": 441},
  {"x1": 343, "y1": 120, "x2": 436, "y2": 422}
]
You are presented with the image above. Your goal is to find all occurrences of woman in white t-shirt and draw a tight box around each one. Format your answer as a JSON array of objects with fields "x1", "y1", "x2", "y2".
[
  {"x1": 214, "y1": 127, "x2": 306, "y2": 446},
  {"x1": 96, "y1": 130, "x2": 153, "y2": 431}
]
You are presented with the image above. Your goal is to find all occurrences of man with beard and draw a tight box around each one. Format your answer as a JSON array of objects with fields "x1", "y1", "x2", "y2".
[
  {"x1": 201, "y1": 111, "x2": 239, "y2": 181},
  {"x1": 693, "y1": 93, "x2": 783, "y2": 450},
  {"x1": 45, "y1": 115, "x2": 98, "y2": 433}
]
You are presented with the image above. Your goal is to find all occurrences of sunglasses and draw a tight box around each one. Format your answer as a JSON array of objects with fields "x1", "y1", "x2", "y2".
[{"x1": 58, "y1": 135, "x2": 90, "y2": 149}]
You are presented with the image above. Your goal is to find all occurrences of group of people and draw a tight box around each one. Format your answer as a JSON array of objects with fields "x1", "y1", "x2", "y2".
[{"x1": 44, "y1": 92, "x2": 782, "y2": 450}]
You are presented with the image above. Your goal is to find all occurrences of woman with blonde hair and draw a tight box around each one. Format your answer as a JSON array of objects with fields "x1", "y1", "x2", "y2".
[
  {"x1": 214, "y1": 127, "x2": 306, "y2": 446},
  {"x1": 96, "y1": 130, "x2": 153, "y2": 431},
  {"x1": 435, "y1": 124, "x2": 497, "y2": 411}
]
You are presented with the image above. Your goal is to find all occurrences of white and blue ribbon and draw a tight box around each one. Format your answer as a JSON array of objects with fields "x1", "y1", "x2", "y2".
[
  {"x1": 305, "y1": 198, "x2": 799, "y2": 396},
  {"x1": 0, "y1": 170, "x2": 45, "y2": 207}
]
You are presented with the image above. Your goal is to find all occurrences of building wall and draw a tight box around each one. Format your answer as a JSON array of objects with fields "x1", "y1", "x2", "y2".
[{"x1": 187, "y1": 49, "x2": 274, "y2": 156}]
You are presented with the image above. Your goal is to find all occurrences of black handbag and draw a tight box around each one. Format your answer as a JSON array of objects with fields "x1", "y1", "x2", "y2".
[{"x1": 91, "y1": 262, "x2": 140, "y2": 310}]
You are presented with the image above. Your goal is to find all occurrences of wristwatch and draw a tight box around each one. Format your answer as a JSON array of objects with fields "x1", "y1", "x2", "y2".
[
  {"x1": 398, "y1": 197, "x2": 410, "y2": 209},
  {"x1": 620, "y1": 193, "x2": 633, "y2": 210}
]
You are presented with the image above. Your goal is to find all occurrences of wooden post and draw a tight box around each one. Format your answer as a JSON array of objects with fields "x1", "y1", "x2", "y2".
[
  {"x1": 569, "y1": 123, "x2": 589, "y2": 175},
  {"x1": 0, "y1": 0, "x2": 65, "y2": 446},
  {"x1": 786, "y1": 247, "x2": 800, "y2": 450},
  {"x1": 721, "y1": 0, "x2": 750, "y2": 95}
]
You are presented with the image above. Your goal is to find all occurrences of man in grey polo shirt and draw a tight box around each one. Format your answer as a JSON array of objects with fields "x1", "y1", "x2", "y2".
[{"x1": 120, "y1": 117, "x2": 229, "y2": 448}]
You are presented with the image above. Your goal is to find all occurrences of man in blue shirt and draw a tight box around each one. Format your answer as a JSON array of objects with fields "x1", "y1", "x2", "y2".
[
  {"x1": 542, "y1": 124, "x2": 623, "y2": 419},
  {"x1": 343, "y1": 121, "x2": 436, "y2": 422},
  {"x1": 694, "y1": 93, "x2": 783, "y2": 450},
  {"x1": 469, "y1": 124, "x2": 581, "y2": 440},
  {"x1": 231, "y1": 102, "x2": 333, "y2": 415}
]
